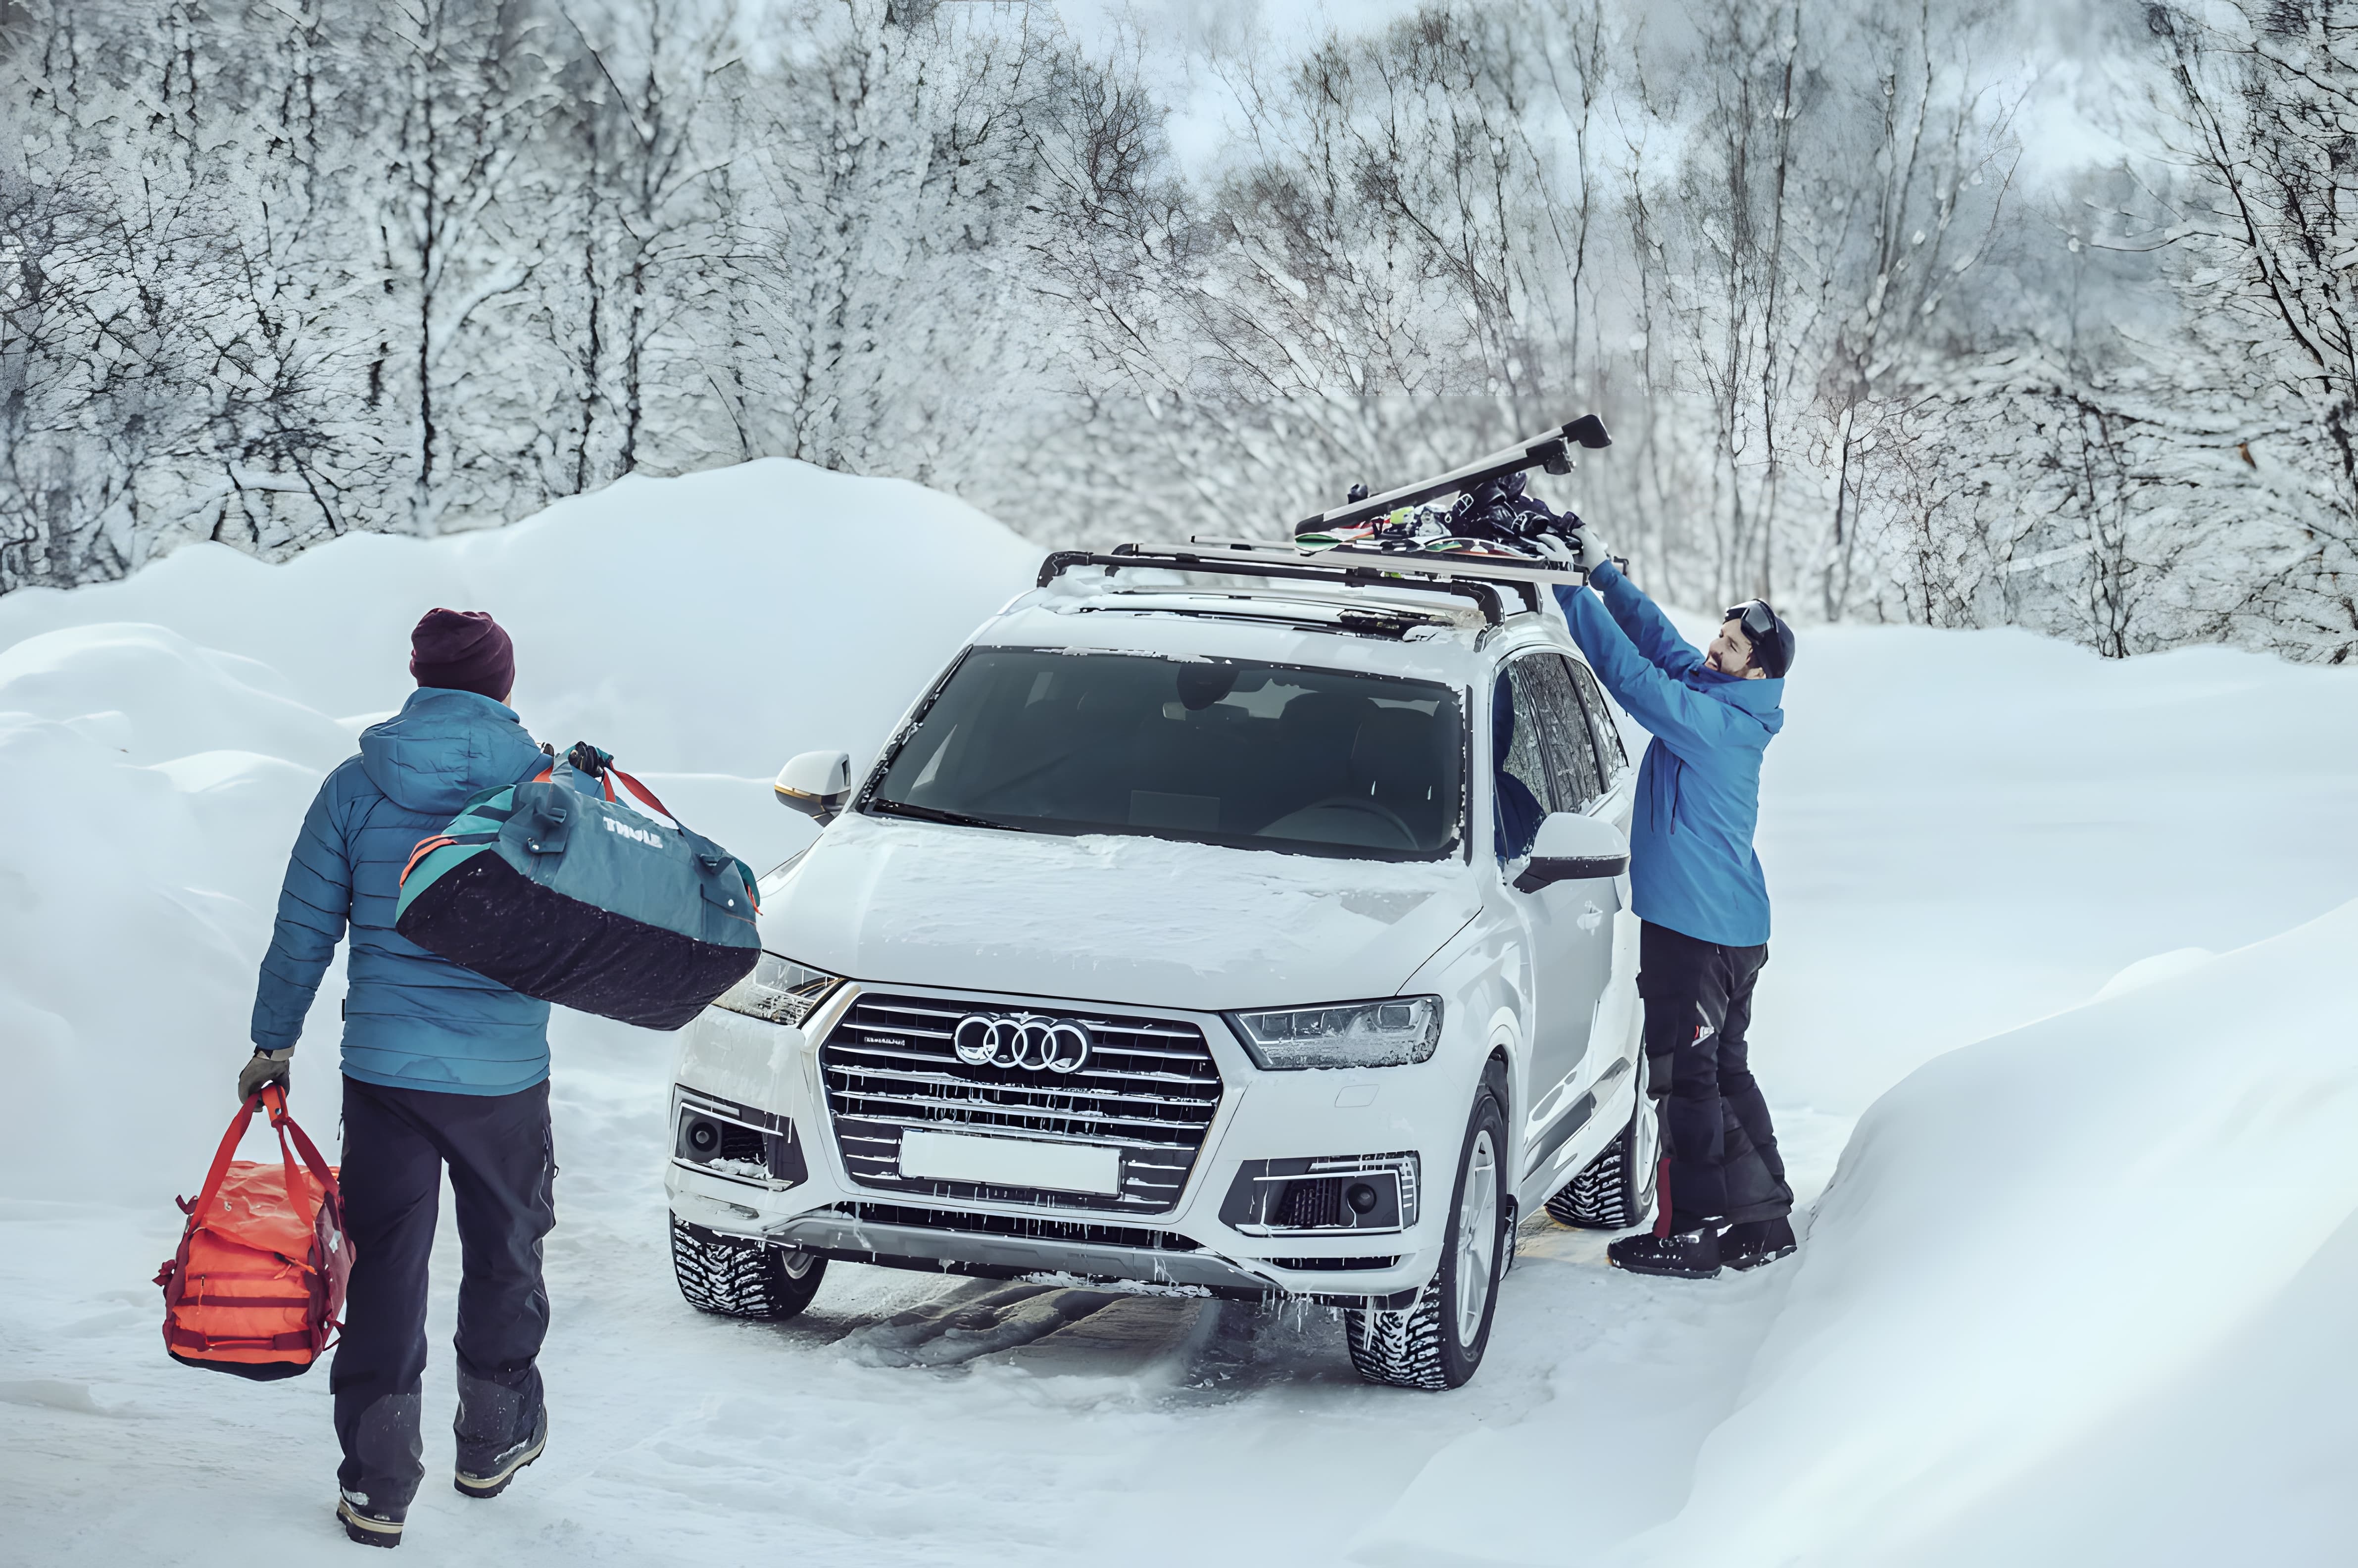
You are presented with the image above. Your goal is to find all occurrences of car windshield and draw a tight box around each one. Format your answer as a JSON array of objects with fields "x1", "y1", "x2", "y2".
[{"x1": 868, "y1": 647, "x2": 1465, "y2": 858}]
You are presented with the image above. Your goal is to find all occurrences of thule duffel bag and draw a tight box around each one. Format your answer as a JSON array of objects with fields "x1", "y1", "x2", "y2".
[
  {"x1": 394, "y1": 743, "x2": 762, "y2": 1030},
  {"x1": 156, "y1": 1085, "x2": 350, "y2": 1379}
]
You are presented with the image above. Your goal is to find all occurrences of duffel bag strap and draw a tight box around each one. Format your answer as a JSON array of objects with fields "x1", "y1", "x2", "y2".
[
  {"x1": 185, "y1": 1092, "x2": 270, "y2": 1232},
  {"x1": 608, "y1": 767, "x2": 679, "y2": 825},
  {"x1": 262, "y1": 1084, "x2": 342, "y2": 1214}
]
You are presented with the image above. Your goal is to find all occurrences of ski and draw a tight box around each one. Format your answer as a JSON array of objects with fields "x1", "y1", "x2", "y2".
[{"x1": 1290, "y1": 415, "x2": 1609, "y2": 539}]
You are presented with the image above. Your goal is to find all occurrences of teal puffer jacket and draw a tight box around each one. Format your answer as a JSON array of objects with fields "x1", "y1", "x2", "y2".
[{"x1": 250, "y1": 687, "x2": 552, "y2": 1094}]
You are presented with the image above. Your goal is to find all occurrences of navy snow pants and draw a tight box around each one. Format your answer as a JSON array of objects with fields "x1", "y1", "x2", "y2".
[
  {"x1": 332, "y1": 1076, "x2": 555, "y2": 1512},
  {"x1": 1637, "y1": 922, "x2": 1793, "y2": 1228}
]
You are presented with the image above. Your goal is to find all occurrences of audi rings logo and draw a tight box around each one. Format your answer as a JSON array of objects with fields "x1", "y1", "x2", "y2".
[{"x1": 952, "y1": 1012, "x2": 1092, "y2": 1073}]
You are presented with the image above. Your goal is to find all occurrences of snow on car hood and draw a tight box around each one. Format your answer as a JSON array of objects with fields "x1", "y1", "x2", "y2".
[{"x1": 761, "y1": 812, "x2": 1479, "y2": 1013}]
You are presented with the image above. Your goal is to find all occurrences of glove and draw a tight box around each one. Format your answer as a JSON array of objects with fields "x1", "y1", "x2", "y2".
[
  {"x1": 1529, "y1": 532, "x2": 1578, "y2": 567},
  {"x1": 1572, "y1": 528, "x2": 1620, "y2": 577},
  {"x1": 238, "y1": 1047, "x2": 294, "y2": 1104}
]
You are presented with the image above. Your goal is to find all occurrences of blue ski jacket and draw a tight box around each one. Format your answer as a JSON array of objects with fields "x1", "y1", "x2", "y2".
[
  {"x1": 250, "y1": 687, "x2": 553, "y2": 1094},
  {"x1": 1553, "y1": 563, "x2": 1784, "y2": 947}
]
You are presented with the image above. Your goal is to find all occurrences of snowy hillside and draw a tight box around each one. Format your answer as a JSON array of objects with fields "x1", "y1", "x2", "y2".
[{"x1": 3, "y1": 462, "x2": 2358, "y2": 1566}]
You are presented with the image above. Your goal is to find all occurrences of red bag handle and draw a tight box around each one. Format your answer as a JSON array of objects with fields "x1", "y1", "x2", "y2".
[
  {"x1": 264, "y1": 1085, "x2": 342, "y2": 1214},
  {"x1": 607, "y1": 767, "x2": 677, "y2": 824},
  {"x1": 530, "y1": 759, "x2": 670, "y2": 821},
  {"x1": 185, "y1": 1085, "x2": 341, "y2": 1234}
]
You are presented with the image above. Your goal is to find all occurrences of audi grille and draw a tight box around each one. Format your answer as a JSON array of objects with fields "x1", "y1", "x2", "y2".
[{"x1": 818, "y1": 994, "x2": 1224, "y2": 1213}]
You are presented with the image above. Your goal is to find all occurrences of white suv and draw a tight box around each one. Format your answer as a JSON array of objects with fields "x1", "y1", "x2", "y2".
[{"x1": 664, "y1": 539, "x2": 1650, "y2": 1389}]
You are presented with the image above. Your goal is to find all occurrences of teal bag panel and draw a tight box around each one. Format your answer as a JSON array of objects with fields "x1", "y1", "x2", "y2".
[
  {"x1": 394, "y1": 780, "x2": 527, "y2": 921},
  {"x1": 497, "y1": 777, "x2": 758, "y2": 948}
]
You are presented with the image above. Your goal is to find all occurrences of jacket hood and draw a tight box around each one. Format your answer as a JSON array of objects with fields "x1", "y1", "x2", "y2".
[
  {"x1": 1689, "y1": 667, "x2": 1786, "y2": 739},
  {"x1": 358, "y1": 687, "x2": 545, "y2": 816},
  {"x1": 764, "y1": 812, "x2": 1480, "y2": 1013}
]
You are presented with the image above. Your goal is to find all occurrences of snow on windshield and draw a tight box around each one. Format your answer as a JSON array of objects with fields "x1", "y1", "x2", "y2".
[{"x1": 869, "y1": 647, "x2": 1465, "y2": 857}]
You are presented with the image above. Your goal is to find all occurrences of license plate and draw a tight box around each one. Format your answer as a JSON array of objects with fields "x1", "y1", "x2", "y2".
[{"x1": 897, "y1": 1128, "x2": 1124, "y2": 1196}]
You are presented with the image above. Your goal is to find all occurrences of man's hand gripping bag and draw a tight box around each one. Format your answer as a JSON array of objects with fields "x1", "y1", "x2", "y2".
[
  {"x1": 392, "y1": 744, "x2": 762, "y2": 1030},
  {"x1": 156, "y1": 1086, "x2": 351, "y2": 1378}
]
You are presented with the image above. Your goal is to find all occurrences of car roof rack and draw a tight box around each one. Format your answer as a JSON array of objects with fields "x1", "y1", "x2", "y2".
[
  {"x1": 1033, "y1": 413, "x2": 1610, "y2": 629},
  {"x1": 1034, "y1": 537, "x2": 1583, "y2": 627}
]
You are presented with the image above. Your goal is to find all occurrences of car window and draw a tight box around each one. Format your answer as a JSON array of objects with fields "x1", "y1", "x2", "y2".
[
  {"x1": 1522, "y1": 655, "x2": 1604, "y2": 813},
  {"x1": 1566, "y1": 657, "x2": 1627, "y2": 784},
  {"x1": 867, "y1": 647, "x2": 1465, "y2": 859},
  {"x1": 1493, "y1": 665, "x2": 1553, "y2": 859}
]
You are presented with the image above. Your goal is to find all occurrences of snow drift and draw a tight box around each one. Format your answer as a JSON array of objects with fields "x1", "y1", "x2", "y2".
[
  {"x1": 1632, "y1": 896, "x2": 2358, "y2": 1565},
  {"x1": 0, "y1": 460, "x2": 1038, "y2": 1202}
]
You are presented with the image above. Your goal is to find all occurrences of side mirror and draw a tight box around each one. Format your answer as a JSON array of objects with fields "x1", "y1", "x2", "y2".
[
  {"x1": 1513, "y1": 810, "x2": 1629, "y2": 893},
  {"x1": 774, "y1": 750, "x2": 852, "y2": 825}
]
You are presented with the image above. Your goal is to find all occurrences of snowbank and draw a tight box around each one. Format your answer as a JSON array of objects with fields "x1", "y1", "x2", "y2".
[
  {"x1": 0, "y1": 460, "x2": 1037, "y2": 1202},
  {"x1": 1630, "y1": 895, "x2": 2358, "y2": 1565},
  {"x1": 1351, "y1": 895, "x2": 2358, "y2": 1568}
]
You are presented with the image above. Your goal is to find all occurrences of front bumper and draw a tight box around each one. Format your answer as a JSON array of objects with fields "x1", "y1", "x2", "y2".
[{"x1": 663, "y1": 981, "x2": 1471, "y2": 1305}]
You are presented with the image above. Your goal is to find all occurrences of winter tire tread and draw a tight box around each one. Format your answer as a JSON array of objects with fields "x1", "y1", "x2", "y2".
[
  {"x1": 1545, "y1": 1090, "x2": 1656, "y2": 1231},
  {"x1": 670, "y1": 1214, "x2": 827, "y2": 1321},
  {"x1": 1343, "y1": 1080, "x2": 1507, "y2": 1391},
  {"x1": 1342, "y1": 1282, "x2": 1453, "y2": 1390}
]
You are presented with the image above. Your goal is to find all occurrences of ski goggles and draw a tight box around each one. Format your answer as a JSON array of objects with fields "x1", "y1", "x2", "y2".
[{"x1": 1722, "y1": 599, "x2": 1779, "y2": 643}]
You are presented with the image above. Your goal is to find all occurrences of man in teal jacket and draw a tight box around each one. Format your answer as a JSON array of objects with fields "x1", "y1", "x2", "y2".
[
  {"x1": 1551, "y1": 534, "x2": 1798, "y2": 1280},
  {"x1": 242, "y1": 609, "x2": 554, "y2": 1548}
]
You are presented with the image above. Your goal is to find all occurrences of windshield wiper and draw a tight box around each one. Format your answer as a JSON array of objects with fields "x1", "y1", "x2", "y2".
[{"x1": 871, "y1": 799, "x2": 1023, "y2": 833}]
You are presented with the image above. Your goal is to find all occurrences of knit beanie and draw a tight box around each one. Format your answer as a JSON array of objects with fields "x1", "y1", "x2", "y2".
[{"x1": 409, "y1": 608, "x2": 515, "y2": 703}]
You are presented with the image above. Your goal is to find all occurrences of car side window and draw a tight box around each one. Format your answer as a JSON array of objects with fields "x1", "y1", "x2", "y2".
[
  {"x1": 1493, "y1": 666, "x2": 1553, "y2": 858},
  {"x1": 1566, "y1": 657, "x2": 1627, "y2": 785},
  {"x1": 1523, "y1": 655, "x2": 1603, "y2": 813}
]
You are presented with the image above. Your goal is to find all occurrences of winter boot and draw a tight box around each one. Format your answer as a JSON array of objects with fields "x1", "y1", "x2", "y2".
[
  {"x1": 455, "y1": 1404, "x2": 548, "y2": 1500},
  {"x1": 335, "y1": 1491, "x2": 404, "y2": 1549},
  {"x1": 1607, "y1": 1221, "x2": 1722, "y2": 1279},
  {"x1": 1721, "y1": 1216, "x2": 1797, "y2": 1272}
]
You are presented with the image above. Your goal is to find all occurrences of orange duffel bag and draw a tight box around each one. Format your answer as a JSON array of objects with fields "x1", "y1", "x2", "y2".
[{"x1": 156, "y1": 1084, "x2": 353, "y2": 1379}]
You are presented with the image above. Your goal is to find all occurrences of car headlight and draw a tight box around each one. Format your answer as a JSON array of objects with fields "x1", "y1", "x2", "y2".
[
  {"x1": 1228, "y1": 997, "x2": 1441, "y2": 1070},
  {"x1": 713, "y1": 952, "x2": 843, "y2": 1026}
]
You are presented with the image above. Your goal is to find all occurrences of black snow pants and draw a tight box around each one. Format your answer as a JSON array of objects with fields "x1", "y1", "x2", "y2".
[
  {"x1": 1638, "y1": 922, "x2": 1793, "y2": 1228},
  {"x1": 332, "y1": 1076, "x2": 555, "y2": 1513}
]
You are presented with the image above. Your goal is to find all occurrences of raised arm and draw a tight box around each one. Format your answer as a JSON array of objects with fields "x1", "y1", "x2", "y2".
[
  {"x1": 251, "y1": 773, "x2": 354, "y2": 1052},
  {"x1": 1584, "y1": 559, "x2": 1708, "y2": 681},
  {"x1": 1553, "y1": 583, "x2": 1749, "y2": 761}
]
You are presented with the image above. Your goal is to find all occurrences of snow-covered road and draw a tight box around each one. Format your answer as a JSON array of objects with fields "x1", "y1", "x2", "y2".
[{"x1": 5, "y1": 463, "x2": 2357, "y2": 1566}]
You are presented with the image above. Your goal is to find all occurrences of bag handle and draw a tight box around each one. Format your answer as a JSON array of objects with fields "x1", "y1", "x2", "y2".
[
  {"x1": 608, "y1": 766, "x2": 677, "y2": 824},
  {"x1": 263, "y1": 1084, "x2": 342, "y2": 1215},
  {"x1": 550, "y1": 741, "x2": 761, "y2": 911},
  {"x1": 184, "y1": 1085, "x2": 341, "y2": 1233}
]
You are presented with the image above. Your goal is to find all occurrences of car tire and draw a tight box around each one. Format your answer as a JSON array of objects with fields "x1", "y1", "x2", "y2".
[
  {"x1": 1544, "y1": 1081, "x2": 1659, "y2": 1231},
  {"x1": 670, "y1": 1214, "x2": 828, "y2": 1321},
  {"x1": 1343, "y1": 1083, "x2": 1509, "y2": 1390}
]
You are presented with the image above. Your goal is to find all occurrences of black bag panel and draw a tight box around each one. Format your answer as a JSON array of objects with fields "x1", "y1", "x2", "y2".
[
  {"x1": 395, "y1": 853, "x2": 760, "y2": 1031},
  {"x1": 167, "y1": 1350, "x2": 314, "y2": 1380}
]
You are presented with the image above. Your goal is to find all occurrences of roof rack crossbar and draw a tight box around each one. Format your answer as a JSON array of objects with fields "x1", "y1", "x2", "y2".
[{"x1": 1035, "y1": 547, "x2": 1523, "y2": 625}]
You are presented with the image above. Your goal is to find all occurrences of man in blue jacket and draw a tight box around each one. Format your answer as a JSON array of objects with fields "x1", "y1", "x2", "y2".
[
  {"x1": 241, "y1": 609, "x2": 554, "y2": 1548},
  {"x1": 1551, "y1": 534, "x2": 1798, "y2": 1280}
]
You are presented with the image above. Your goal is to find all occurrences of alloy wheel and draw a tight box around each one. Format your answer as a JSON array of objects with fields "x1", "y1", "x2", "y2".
[{"x1": 1455, "y1": 1128, "x2": 1499, "y2": 1345}]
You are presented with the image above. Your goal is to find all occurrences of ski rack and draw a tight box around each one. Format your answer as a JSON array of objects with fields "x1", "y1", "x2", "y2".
[
  {"x1": 1033, "y1": 536, "x2": 1582, "y2": 627},
  {"x1": 1292, "y1": 414, "x2": 1610, "y2": 538}
]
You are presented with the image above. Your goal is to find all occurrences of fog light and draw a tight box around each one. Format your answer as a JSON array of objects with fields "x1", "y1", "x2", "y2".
[{"x1": 1217, "y1": 1153, "x2": 1419, "y2": 1234}]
